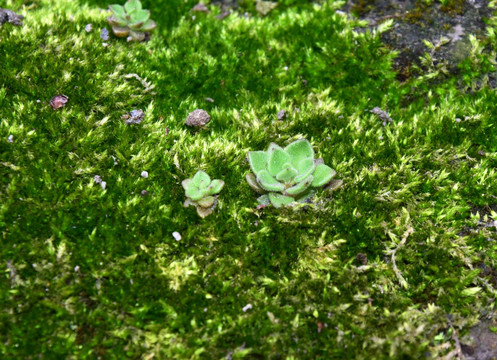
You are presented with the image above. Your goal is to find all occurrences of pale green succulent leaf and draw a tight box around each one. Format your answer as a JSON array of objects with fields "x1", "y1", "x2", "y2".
[
  {"x1": 311, "y1": 164, "x2": 336, "y2": 187},
  {"x1": 107, "y1": 15, "x2": 128, "y2": 27},
  {"x1": 246, "y1": 173, "x2": 265, "y2": 193},
  {"x1": 285, "y1": 139, "x2": 314, "y2": 167},
  {"x1": 256, "y1": 170, "x2": 284, "y2": 192},
  {"x1": 205, "y1": 179, "x2": 224, "y2": 195},
  {"x1": 196, "y1": 206, "x2": 213, "y2": 218},
  {"x1": 268, "y1": 192, "x2": 294, "y2": 208},
  {"x1": 129, "y1": 30, "x2": 146, "y2": 41},
  {"x1": 125, "y1": 0, "x2": 142, "y2": 13},
  {"x1": 111, "y1": 25, "x2": 129, "y2": 37},
  {"x1": 197, "y1": 196, "x2": 215, "y2": 208},
  {"x1": 192, "y1": 170, "x2": 211, "y2": 187},
  {"x1": 130, "y1": 9, "x2": 150, "y2": 25},
  {"x1": 257, "y1": 194, "x2": 270, "y2": 206},
  {"x1": 294, "y1": 158, "x2": 315, "y2": 183},
  {"x1": 268, "y1": 148, "x2": 291, "y2": 176},
  {"x1": 275, "y1": 163, "x2": 298, "y2": 182},
  {"x1": 186, "y1": 187, "x2": 203, "y2": 201},
  {"x1": 109, "y1": 4, "x2": 126, "y2": 17},
  {"x1": 248, "y1": 151, "x2": 268, "y2": 174},
  {"x1": 141, "y1": 19, "x2": 156, "y2": 32},
  {"x1": 181, "y1": 179, "x2": 193, "y2": 190},
  {"x1": 285, "y1": 175, "x2": 314, "y2": 196}
]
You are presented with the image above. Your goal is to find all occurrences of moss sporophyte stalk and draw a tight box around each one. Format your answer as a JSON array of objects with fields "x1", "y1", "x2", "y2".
[
  {"x1": 246, "y1": 139, "x2": 337, "y2": 208},
  {"x1": 107, "y1": 0, "x2": 156, "y2": 42}
]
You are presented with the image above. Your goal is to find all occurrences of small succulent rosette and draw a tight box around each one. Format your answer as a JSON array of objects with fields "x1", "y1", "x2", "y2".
[
  {"x1": 246, "y1": 139, "x2": 336, "y2": 208},
  {"x1": 107, "y1": 0, "x2": 156, "y2": 42},
  {"x1": 182, "y1": 170, "x2": 224, "y2": 218}
]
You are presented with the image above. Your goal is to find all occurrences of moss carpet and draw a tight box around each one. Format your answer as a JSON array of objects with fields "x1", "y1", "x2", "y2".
[{"x1": 1, "y1": 0, "x2": 497, "y2": 358}]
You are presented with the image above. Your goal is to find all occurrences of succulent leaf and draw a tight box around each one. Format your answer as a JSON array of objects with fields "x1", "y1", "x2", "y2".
[
  {"x1": 205, "y1": 179, "x2": 224, "y2": 195},
  {"x1": 186, "y1": 187, "x2": 203, "y2": 201},
  {"x1": 257, "y1": 194, "x2": 271, "y2": 206},
  {"x1": 196, "y1": 206, "x2": 213, "y2": 218},
  {"x1": 248, "y1": 151, "x2": 268, "y2": 174},
  {"x1": 246, "y1": 173, "x2": 265, "y2": 193},
  {"x1": 198, "y1": 196, "x2": 215, "y2": 208},
  {"x1": 285, "y1": 175, "x2": 314, "y2": 196},
  {"x1": 141, "y1": 19, "x2": 156, "y2": 31},
  {"x1": 124, "y1": 0, "x2": 142, "y2": 13},
  {"x1": 109, "y1": 4, "x2": 126, "y2": 17},
  {"x1": 256, "y1": 170, "x2": 285, "y2": 192},
  {"x1": 181, "y1": 179, "x2": 193, "y2": 190},
  {"x1": 193, "y1": 170, "x2": 211, "y2": 187},
  {"x1": 130, "y1": 9, "x2": 150, "y2": 25},
  {"x1": 268, "y1": 148, "x2": 291, "y2": 176},
  {"x1": 107, "y1": 14, "x2": 127, "y2": 26},
  {"x1": 111, "y1": 26, "x2": 129, "y2": 37},
  {"x1": 268, "y1": 193, "x2": 294, "y2": 208},
  {"x1": 275, "y1": 163, "x2": 298, "y2": 182},
  {"x1": 129, "y1": 30, "x2": 146, "y2": 41},
  {"x1": 311, "y1": 164, "x2": 336, "y2": 187},
  {"x1": 285, "y1": 139, "x2": 314, "y2": 167},
  {"x1": 294, "y1": 158, "x2": 315, "y2": 183}
]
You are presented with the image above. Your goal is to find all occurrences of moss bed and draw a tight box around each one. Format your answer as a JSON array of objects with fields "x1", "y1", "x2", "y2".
[{"x1": 2, "y1": 0, "x2": 497, "y2": 358}]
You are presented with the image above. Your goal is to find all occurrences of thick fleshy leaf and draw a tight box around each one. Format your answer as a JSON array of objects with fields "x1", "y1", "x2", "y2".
[
  {"x1": 111, "y1": 25, "x2": 129, "y2": 37},
  {"x1": 257, "y1": 194, "x2": 270, "y2": 206},
  {"x1": 125, "y1": 0, "x2": 142, "y2": 13},
  {"x1": 204, "y1": 179, "x2": 224, "y2": 195},
  {"x1": 109, "y1": 4, "x2": 126, "y2": 17},
  {"x1": 248, "y1": 151, "x2": 268, "y2": 174},
  {"x1": 276, "y1": 163, "x2": 298, "y2": 182},
  {"x1": 293, "y1": 158, "x2": 315, "y2": 183},
  {"x1": 269, "y1": 192, "x2": 294, "y2": 208},
  {"x1": 285, "y1": 175, "x2": 313, "y2": 196},
  {"x1": 183, "y1": 198, "x2": 194, "y2": 208},
  {"x1": 130, "y1": 9, "x2": 150, "y2": 26},
  {"x1": 285, "y1": 139, "x2": 314, "y2": 167},
  {"x1": 107, "y1": 14, "x2": 127, "y2": 26},
  {"x1": 129, "y1": 30, "x2": 146, "y2": 41},
  {"x1": 193, "y1": 170, "x2": 211, "y2": 187},
  {"x1": 268, "y1": 148, "x2": 291, "y2": 176},
  {"x1": 246, "y1": 173, "x2": 265, "y2": 193},
  {"x1": 186, "y1": 187, "x2": 203, "y2": 201},
  {"x1": 197, "y1": 196, "x2": 215, "y2": 208},
  {"x1": 196, "y1": 206, "x2": 213, "y2": 218},
  {"x1": 181, "y1": 179, "x2": 193, "y2": 190},
  {"x1": 325, "y1": 179, "x2": 343, "y2": 191},
  {"x1": 256, "y1": 170, "x2": 284, "y2": 192},
  {"x1": 141, "y1": 19, "x2": 156, "y2": 32},
  {"x1": 311, "y1": 164, "x2": 336, "y2": 187}
]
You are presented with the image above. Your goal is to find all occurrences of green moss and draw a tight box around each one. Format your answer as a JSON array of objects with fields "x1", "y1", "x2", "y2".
[{"x1": 1, "y1": 0, "x2": 497, "y2": 358}]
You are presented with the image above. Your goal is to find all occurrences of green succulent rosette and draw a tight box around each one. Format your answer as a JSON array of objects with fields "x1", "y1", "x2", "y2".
[
  {"x1": 107, "y1": 0, "x2": 156, "y2": 42},
  {"x1": 182, "y1": 170, "x2": 224, "y2": 218},
  {"x1": 246, "y1": 139, "x2": 336, "y2": 208}
]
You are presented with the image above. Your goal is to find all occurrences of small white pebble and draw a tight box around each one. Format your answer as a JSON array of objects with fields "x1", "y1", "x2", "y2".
[
  {"x1": 102, "y1": 42, "x2": 108, "y2": 47},
  {"x1": 94, "y1": 175, "x2": 102, "y2": 184},
  {"x1": 242, "y1": 304, "x2": 252, "y2": 312},
  {"x1": 141, "y1": 171, "x2": 149, "y2": 178},
  {"x1": 74, "y1": 265, "x2": 80, "y2": 272},
  {"x1": 8, "y1": 135, "x2": 14, "y2": 143},
  {"x1": 85, "y1": 23, "x2": 93, "y2": 32},
  {"x1": 192, "y1": 15, "x2": 196, "y2": 20},
  {"x1": 101, "y1": 181, "x2": 107, "y2": 190},
  {"x1": 455, "y1": 118, "x2": 461, "y2": 123},
  {"x1": 130, "y1": 279, "x2": 133, "y2": 285},
  {"x1": 284, "y1": 66, "x2": 289, "y2": 71},
  {"x1": 36, "y1": 99, "x2": 41, "y2": 103},
  {"x1": 172, "y1": 231, "x2": 182, "y2": 241}
]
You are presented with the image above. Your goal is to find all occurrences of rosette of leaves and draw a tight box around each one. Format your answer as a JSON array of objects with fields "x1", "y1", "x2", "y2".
[
  {"x1": 182, "y1": 171, "x2": 224, "y2": 218},
  {"x1": 246, "y1": 139, "x2": 336, "y2": 208},
  {"x1": 107, "y1": 0, "x2": 156, "y2": 42}
]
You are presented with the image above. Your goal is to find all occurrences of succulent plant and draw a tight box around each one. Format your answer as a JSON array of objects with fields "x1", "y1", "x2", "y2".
[
  {"x1": 182, "y1": 170, "x2": 224, "y2": 218},
  {"x1": 246, "y1": 139, "x2": 336, "y2": 208},
  {"x1": 107, "y1": 0, "x2": 156, "y2": 42}
]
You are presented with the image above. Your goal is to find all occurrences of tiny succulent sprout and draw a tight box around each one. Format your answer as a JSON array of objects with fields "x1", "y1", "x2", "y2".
[
  {"x1": 182, "y1": 170, "x2": 224, "y2": 218},
  {"x1": 107, "y1": 0, "x2": 156, "y2": 42},
  {"x1": 246, "y1": 139, "x2": 337, "y2": 208}
]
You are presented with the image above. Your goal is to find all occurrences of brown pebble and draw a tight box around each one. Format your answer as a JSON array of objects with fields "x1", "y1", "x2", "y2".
[
  {"x1": 356, "y1": 253, "x2": 368, "y2": 265},
  {"x1": 185, "y1": 109, "x2": 210, "y2": 127},
  {"x1": 49, "y1": 95, "x2": 68, "y2": 109},
  {"x1": 192, "y1": 3, "x2": 209, "y2": 12}
]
